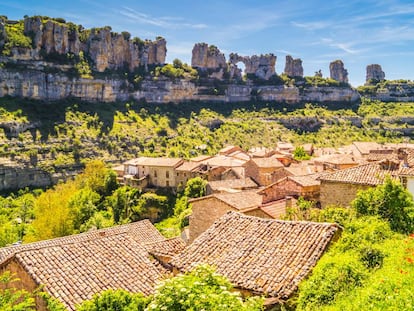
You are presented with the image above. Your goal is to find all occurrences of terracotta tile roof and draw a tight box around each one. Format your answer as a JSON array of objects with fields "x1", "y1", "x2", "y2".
[
  {"x1": 175, "y1": 161, "x2": 203, "y2": 172},
  {"x1": 352, "y1": 141, "x2": 382, "y2": 155},
  {"x1": 124, "y1": 157, "x2": 183, "y2": 167},
  {"x1": 201, "y1": 155, "x2": 246, "y2": 167},
  {"x1": 251, "y1": 157, "x2": 284, "y2": 168},
  {"x1": 259, "y1": 198, "x2": 296, "y2": 219},
  {"x1": 400, "y1": 166, "x2": 414, "y2": 176},
  {"x1": 288, "y1": 175, "x2": 321, "y2": 187},
  {"x1": 207, "y1": 178, "x2": 258, "y2": 192},
  {"x1": 313, "y1": 154, "x2": 359, "y2": 165},
  {"x1": 0, "y1": 220, "x2": 165, "y2": 263},
  {"x1": 171, "y1": 212, "x2": 340, "y2": 300},
  {"x1": 227, "y1": 150, "x2": 251, "y2": 161},
  {"x1": 148, "y1": 237, "x2": 187, "y2": 258},
  {"x1": 284, "y1": 164, "x2": 321, "y2": 176},
  {"x1": 218, "y1": 145, "x2": 243, "y2": 155},
  {"x1": 248, "y1": 147, "x2": 275, "y2": 158},
  {"x1": 9, "y1": 234, "x2": 166, "y2": 311},
  {"x1": 366, "y1": 149, "x2": 397, "y2": 162},
  {"x1": 213, "y1": 191, "x2": 263, "y2": 210},
  {"x1": 318, "y1": 161, "x2": 400, "y2": 186},
  {"x1": 189, "y1": 155, "x2": 213, "y2": 162}
]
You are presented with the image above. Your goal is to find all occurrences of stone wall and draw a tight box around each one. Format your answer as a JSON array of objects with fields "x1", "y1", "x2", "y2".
[
  {"x1": 319, "y1": 181, "x2": 371, "y2": 208},
  {"x1": 0, "y1": 259, "x2": 48, "y2": 311},
  {"x1": 189, "y1": 197, "x2": 234, "y2": 243}
]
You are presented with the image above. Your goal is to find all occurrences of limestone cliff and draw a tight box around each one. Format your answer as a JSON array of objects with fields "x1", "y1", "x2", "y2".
[
  {"x1": 329, "y1": 60, "x2": 348, "y2": 83},
  {"x1": 229, "y1": 53, "x2": 276, "y2": 80},
  {"x1": 284, "y1": 55, "x2": 303, "y2": 77},
  {"x1": 13, "y1": 16, "x2": 166, "y2": 72},
  {"x1": 366, "y1": 64, "x2": 385, "y2": 83},
  {"x1": 191, "y1": 43, "x2": 226, "y2": 69}
]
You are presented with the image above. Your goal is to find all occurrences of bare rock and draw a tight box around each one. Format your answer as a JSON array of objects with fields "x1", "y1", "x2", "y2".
[
  {"x1": 191, "y1": 43, "x2": 226, "y2": 69},
  {"x1": 229, "y1": 53, "x2": 276, "y2": 80},
  {"x1": 0, "y1": 19, "x2": 6, "y2": 48},
  {"x1": 366, "y1": 64, "x2": 385, "y2": 83},
  {"x1": 284, "y1": 55, "x2": 303, "y2": 77},
  {"x1": 329, "y1": 60, "x2": 348, "y2": 83}
]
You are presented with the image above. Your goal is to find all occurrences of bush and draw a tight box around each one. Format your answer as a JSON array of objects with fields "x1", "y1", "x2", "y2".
[{"x1": 351, "y1": 177, "x2": 414, "y2": 234}]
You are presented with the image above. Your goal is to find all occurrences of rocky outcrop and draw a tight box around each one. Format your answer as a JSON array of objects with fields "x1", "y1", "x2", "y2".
[
  {"x1": 229, "y1": 53, "x2": 276, "y2": 80},
  {"x1": 0, "y1": 19, "x2": 7, "y2": 48},
  {"x1": 191, "y1": 43, "x2": 226, "y2": 69},
  {"x1": 329, "y1": 60, "x2": 348, "y2": 83},
  {"x1": 284, "y1": 55, "x2": 303, "y2": 77},
  {"x1": 0, "y1": 159, "x2": 52, "y2": 191},
  {"x1": 366, "y1": 82, "x2": 414, "y2": 102},
  {"x1": 366, "y1": 64, "x2": 385, "y2": 83},
  {"x1": 0, "y1": 68, "x2": 129, "y2": 102},
  {"x1": 18, "y1": 16, "x2": 166, "y2": 72}
]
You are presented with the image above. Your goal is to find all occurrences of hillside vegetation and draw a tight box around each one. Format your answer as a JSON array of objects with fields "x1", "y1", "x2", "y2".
[{"x1": 0, "y1": 97, "x2": 413, "y2": 175}]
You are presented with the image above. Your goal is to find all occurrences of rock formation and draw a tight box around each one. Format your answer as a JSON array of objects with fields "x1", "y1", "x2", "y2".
[
  {"x1": 284, "y1": 55, "x2": 303, "y2": 77},
  {"x1": 229, "y1": 53, "x2": 276, "y2": 80},
  {"x1": 191, "y1": 43, "x2": 226, "y2": 69},
  {"x1": 329, "y1": 60, "x2": 348, "y2": 83},
  {"x1": 19, "y1": 16, "x2": 166, "y2": 72},
  {"x1": 0, "y1": 18, "x2": 7, "y2": 48},
  {"x1": 366, "y1": 64, "x2": 385, "y2": 83}
]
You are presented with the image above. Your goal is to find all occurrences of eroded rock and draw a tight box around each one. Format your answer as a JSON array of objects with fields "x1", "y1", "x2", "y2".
[
  {"x1": 284, "y1": 55, "x2": 303, "y2": 77},
  {"x1": 191, "y1": 43, "x2": 226, "y2": 69},
  {"x1": 229, "y1": 53, "x2": 276, "y2": 80},
  {"x1": 366, "y1": 64, "x2": 385, "y2": 83},
  {"x1": 329, "y1": 60, "x2": 348, "y2": 83}
]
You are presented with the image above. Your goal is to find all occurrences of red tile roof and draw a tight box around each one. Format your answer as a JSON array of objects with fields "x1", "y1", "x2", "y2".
[
  {"x1": 318, "y1": 161, "x2": 400, "y2": 186},
  {"x1": 0, "y1": 220, "x2": 165, "y2": 263},
  {"x1": 0, "y1": 220, "x2": 176, "y2": 310},
  {"x1": 171, "y1": 212, "x2": 340, "y2": 300},
  {"x1": 251, "y1": 157, "x2": 284, "y2": 168},
  {"x1": 207, "y1": 178, "x2": 258, "y2": 192},
  {"x1": 9, "y1": 234, "x2": 166, "y2": 311}
]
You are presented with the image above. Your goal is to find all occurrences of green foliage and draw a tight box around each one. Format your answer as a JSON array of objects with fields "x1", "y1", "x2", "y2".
[
  {"x1": 107, "y1": 186, "x2": 141, "y2": 223},
  {"x1": 147, "y1": 264, "x2": 264, "y2": 311},
  {"x1": 293, "y1": 146, "x2": 311, "y2": 160},
  {"x1": 75, "y1": 51, "x2": 93, "y2": 79},
  {"x1": 351, "y1": 177, "x2": 414, "y2": 233},
  {"x1": 0, "y1": 272, "x2": 36, "y2": 310},
  {"x1": 2, "y1": 21, "x2": 32, "y2": 56},
  {"x1": 298, "y1": 254, "x2": 367, "y2": 309},
  {"x1": 155, "y1": 59, "x2": 198, "y2": 80},
  {"x1": 183, "y1": 177, "x2": 207, "y2": 198},
  {"x1": 68, "y1": 187, "x2": 100, "y2": 231},
  {"x1": 77, "y1": 289, "x2": 148, "y2": 311}
]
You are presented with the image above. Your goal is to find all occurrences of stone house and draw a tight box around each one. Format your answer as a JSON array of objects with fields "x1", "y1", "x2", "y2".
[
  {"x1": 175, "y1": 161, "x2": 207, "y2": 188},
  {"x1": 313, "y1": 153, "x2": 359, "y2": 171},
  {"x1": 318, "y1": 160, "x2": 401, "y2": 207},
  {"x1": 0, "y1": 220, "x2": 185, "y2": 311},
  {"x1": 243, "y1": 157, "x2": 286, "y2": 186},
  {"x1": 188, "y1": 190, "x2": 288, "y2": 243},
  {"x1": 171, "y1": 211, "x2": 341, "y2": 308},
  {"x1": 258, "y1": 175, "x2": 321, "y2": 204},
  {"x1": 123, "y1": 157, "x2": 184, "y2": 188},
  {"x1": 206, "y1": 177, "x2": 258, "y2": 195}
]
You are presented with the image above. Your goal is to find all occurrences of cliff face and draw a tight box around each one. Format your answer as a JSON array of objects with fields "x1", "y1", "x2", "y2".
[{"x1": 17, "y1": 17, "x2": 166, "y2": 72}]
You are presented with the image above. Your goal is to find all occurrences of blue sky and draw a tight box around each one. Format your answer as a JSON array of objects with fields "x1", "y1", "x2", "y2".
[{"x1": 1, "y1": 0, "x2": 414, "y2": 86}]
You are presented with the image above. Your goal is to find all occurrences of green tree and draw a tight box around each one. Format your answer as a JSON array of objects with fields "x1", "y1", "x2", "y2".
[
  {"x1": 351, "y1": 177, "x2": 414, "y2": 233},
  {"x1": 77, "y1": 289, "x2": 148, "y2": 311},
  {"x1": 293, "y1": 146, "x2": 311, "y2": 160},
  {"x1": 68, "y1": 187, "x2": 100, "y2": 231},
  {"x1": 107, "y1": 186, "x2": 141, "y2": 223},
  {"x1": 147, "y1": 264, "x2": 264, "y2": 311},
  {"x1": 184, "y1": 177, "x2": 207, "y2": 198}
]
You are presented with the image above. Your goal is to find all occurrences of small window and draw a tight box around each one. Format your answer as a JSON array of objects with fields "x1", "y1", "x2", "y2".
[
  {"x1": 166, "y1": 171, "x2": 170, "y2": 178},
  {"x1": 166, "y1": 180, "x2": 170, "y2": 187},
  {"x1": 154, "y1": 170, "x2": 157, "y2": 178}
]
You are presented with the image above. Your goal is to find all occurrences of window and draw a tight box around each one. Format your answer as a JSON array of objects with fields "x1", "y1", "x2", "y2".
[
  {"x1": 154, "y1": 170, "x2": 157, "y2": 178},
  {"x1": 166, "y1": 180, "x2": 170, "y2": 187},
  {"x1": 166, "y1": 170, "x2": 170, "y2": 178}
]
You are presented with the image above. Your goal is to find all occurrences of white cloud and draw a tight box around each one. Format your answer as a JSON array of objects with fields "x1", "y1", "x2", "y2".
[{"x1": 119, "y1": 6, "x2": 208, "y2": 30}]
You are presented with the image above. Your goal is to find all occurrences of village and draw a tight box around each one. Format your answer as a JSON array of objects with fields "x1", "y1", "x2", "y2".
[{"x1": 1, "y1": 140, "x2": 414, "y2": 310}]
